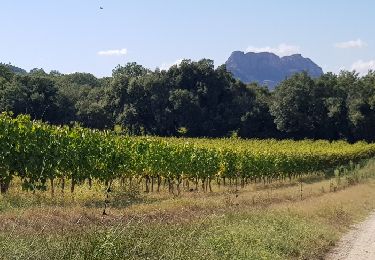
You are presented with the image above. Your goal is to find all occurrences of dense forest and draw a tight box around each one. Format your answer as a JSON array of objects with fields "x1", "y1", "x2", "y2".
[{"x1": 0, "y1": 60, "x2": 374, "y2": 142}]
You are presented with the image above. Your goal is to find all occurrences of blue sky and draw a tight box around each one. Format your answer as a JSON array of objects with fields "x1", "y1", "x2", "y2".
[{"x1": 1, "y1": 0, "x2": 374, "y2": 77}]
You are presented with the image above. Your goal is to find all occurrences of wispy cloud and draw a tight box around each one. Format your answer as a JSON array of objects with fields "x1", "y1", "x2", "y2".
[
  {"x1": 351, "y1": 60, "x2": 375, "y2": 75},
  {"x1": 246, "y1": 43, "x2": 300, "y2": 56},
  {"x1": 97, "y1": 48, "x2": 128, "y2": 56},
  {"x1": 334, "y1": 39, "x2": 366, "y2": 49},
  {"x1": 160, "y1": 59, "x2": 183, "y2": 71}
]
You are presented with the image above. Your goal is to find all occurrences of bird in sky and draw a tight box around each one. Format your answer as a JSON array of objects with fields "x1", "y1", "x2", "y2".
[{"x1": 100, "y1": 6, "x2": 103, "y2": 10}]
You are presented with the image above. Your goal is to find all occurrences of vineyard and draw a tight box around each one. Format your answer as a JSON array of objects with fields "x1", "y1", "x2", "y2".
[{"x1": 1, "y1": 112, "x2": 375, "y2": 195}]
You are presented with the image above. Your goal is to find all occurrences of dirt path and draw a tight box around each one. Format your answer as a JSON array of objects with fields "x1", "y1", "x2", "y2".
[{"x1": 326, "y1": 212, "x2": 375, "y2": 260}]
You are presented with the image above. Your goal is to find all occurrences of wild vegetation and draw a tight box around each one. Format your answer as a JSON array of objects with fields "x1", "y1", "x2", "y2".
[
  {"x1": 1, "y1": 158, "x2": 375, "y2": 259},
  {"x1": 2, "y1": 60, "x2": 375, "y2": 259},
  {"x1": 0, "y1": 115, "x2": 375, "y2": 260},
  {"x1": 1, "y1": 61, "x2": 375, "y2": 141}
]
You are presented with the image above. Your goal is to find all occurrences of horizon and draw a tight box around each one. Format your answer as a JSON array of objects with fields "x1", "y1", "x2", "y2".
[
  {"x1": 1, "y1": 0, "x2": 375, "y2": 77},
  {"x1": 3, "y1": 51, "x2": 324, "y2": 77}
]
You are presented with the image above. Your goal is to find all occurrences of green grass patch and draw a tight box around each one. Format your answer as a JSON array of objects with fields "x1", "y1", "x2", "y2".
[{"x1": 0, "y1": 210, "x2": 336, "y2": 260}]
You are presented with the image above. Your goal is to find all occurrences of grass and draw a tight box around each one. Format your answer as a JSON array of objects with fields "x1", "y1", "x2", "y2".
[
  {"x1": 0, "y1": 212, "x2": 336, "y2": 260},
  {"x1": 1, "y1": 161, "x2": 375, "y2": 259}
]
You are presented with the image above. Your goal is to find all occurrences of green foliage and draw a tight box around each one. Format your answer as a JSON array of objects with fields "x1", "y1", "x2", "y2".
[
  {"x1": 0, "y1": 210, "x2": 335, "y2": 260},
  {"x1": 1, "y1": 113, "x2": 375, "y2": 192},
  {"x1": 271, "y1": 71, "x2": 375, "y2": 141},
  {"x1": 177, "y1": 126, "x2": 188, "y2": 136},
  {"x1": 1, "y1": 61, "x2": 375, "y2": 141},
  {"x1": 0, "y1": 65, "x2": 14, "y2": 82}
]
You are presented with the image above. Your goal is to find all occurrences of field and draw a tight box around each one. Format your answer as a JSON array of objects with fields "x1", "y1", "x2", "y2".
[
  {"x1": 1, "y1": 113, "x2": 375, "y2": 259},
  {"x1": 1, "y1": 161, "x2": 375, "y2": 259},
  {"x1": 1, "y1": 113, "x2": 375, "y2": 195}
]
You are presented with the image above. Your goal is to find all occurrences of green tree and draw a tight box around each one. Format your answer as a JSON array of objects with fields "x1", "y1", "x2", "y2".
[{"x1": 270, "y1": 72, "x2": 328, "y2": 139}]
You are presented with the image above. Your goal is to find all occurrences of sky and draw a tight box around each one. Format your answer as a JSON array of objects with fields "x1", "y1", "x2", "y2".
[{"x1": 1, "y1": 0, "x2": 375, "y2": 77}]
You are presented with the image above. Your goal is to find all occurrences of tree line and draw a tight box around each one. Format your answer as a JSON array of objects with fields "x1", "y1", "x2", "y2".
[{"x1": 0, "y1": 60, "x2": 374, "y2": 142}]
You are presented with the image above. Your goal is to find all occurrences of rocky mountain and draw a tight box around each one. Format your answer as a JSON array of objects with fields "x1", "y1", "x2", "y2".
[{"x1": 225, "y1": 51, "x2": 323, "y2": 89}]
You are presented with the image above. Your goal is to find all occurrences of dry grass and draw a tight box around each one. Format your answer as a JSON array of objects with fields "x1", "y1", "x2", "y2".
[
  {"x1": 1, "y1": 161, "x2": 375, "y2": 259},
  {"x1": 0, "y1": 170, "x2": 373, "y2": 232},
  {"x1": 0, "y1": 174, "x2": 332, "y2": 231}
]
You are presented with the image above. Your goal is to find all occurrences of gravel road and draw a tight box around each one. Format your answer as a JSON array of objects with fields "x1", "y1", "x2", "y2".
[{"x1": 326, "y1": 213, "x2": 375, "y2": 260}]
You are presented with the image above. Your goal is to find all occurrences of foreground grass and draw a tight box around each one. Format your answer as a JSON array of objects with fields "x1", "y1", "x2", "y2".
[
  {"x1": 1, "y1": 162, "x2": 375, "y2": 259},
  {"x1": 0, "y1": 212, "x2": 335, "y2": 260}
]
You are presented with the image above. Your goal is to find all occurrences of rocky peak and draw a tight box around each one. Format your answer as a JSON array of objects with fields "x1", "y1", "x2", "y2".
[{"x1": 225, "y1": 51, "x2": 323, "y2": 89}]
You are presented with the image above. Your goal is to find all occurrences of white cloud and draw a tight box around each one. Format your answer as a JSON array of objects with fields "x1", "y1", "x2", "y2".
[
  {"x1": 351, "y1": 60, "x2": 375, "y2": 75},
  {"x1": 334, "y1": 39, "x2": 366, "y2": 49},
  {"x1": 97, "y1": 48, "x2": 128, "y2": 56},
  {"x1": 246, "y1": 43, "x2": 300, "y2": 56},
  {"x1": 160, "y1": 59, "x2": 183, "y2": 71}
]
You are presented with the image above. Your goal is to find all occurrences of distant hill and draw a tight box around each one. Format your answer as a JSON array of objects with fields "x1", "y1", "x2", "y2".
[
  {"x1": 0, "y1": 63, "x2": 27, "y2": 75},
  {"x1": 225, "y1": 51, "x2": 323, "y2": 89}
]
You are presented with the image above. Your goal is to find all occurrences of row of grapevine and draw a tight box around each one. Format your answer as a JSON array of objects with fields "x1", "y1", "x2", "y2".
[{"x1": 1, "y1": 113, "x2": 375, "y2": 194}]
